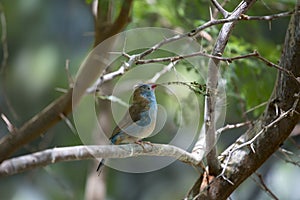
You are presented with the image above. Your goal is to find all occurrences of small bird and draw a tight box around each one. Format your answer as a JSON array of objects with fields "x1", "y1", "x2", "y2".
[{"x1": 97, "y1": 83, "x2": 158, "y2": 173}]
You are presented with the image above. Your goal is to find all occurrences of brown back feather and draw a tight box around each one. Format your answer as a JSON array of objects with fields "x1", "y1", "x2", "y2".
[{"x1": 110, "y1": 94, "x2": 150, "y2": 138}]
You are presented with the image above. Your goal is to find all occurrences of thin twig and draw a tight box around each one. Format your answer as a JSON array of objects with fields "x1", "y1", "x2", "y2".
[
  {"x1": 0, "y1": 3, "x2": 8, "y2": 73},
  {"x1": 239, "y1": 10, "x2": 295, "y2": 21},
  {"x1": 216, "y1": 121, "x2": 251, "y2": 135},
  {"x1": 211, "y1": 0, "x2": 230, "y2": 18},
  {"x1": 252, "y1": 172, "x2": 279, "y2": 200},
  {"x1": 254, "y1": 51, "x2": 300, "y2": 85},
  {"x1": 135, "y1": 49, "x2": 258, "y2": 64},
  {"x1": 88, "y1": 10, "x2": 294, "y2": 93},
  {"x1": 140, "y1": 10, "x2": 290, "y2": 58},
  {"x1": 136, "y1": 50, "x2": 300, "y2": 86},
  {"x1": 244, "y1": 101, "x2": 268, "y2": 114},
  {"x1": 219, "y1": 94, "x2": 300, "y2": 182},
  {"x1": 288, "y1": 137, "x2": 300, "y2": 149},
  {"x1": 212, "y1": 0, "x2": 231, "y2": 18},
  {"x1": 65, "y1": 59, "x2": 74, "y2": 88},
  {"x1": 0, "y1": 5, "x2": 18, "y2": 122},
  {"x1": 59, "y1": 113, "x2": 76, "y2": 135},
  {"x1": 1, "y1": 114, "x2": 16, "y2": 133},
  {"x1": 160, "y1": 81, "x2": 207, "y2": 95},
  {"x1": 235, "y1": 110, "x2": 294, "y2": 153},
  {"x1": 86, "y1": 53, "x2": 138, "y2": 93},
  {"x1": 148, "y1": 61, "x2": 179, "y2": 83},
  {"x1": 276, "y1": 148, "x2": 300, "y2": 167},
  {"x1": 54, "y1": 88, "x2": 69, "y2": 93},
  {"x1": 96, "y1": 94, "x2": 129, "y2": 108}
]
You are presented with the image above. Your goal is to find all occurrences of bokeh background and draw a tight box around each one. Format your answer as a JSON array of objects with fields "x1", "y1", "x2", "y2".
[{"x1": 0, "y1": 0, "x2": 299, "y2": 199}]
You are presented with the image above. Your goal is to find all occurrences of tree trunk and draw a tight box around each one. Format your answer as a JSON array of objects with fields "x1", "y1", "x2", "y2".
[{"x1": 195, "y1": 5, "x2": 300, "y2": 200}]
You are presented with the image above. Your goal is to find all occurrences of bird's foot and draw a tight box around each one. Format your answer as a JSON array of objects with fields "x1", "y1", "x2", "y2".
[{"x1": 135, "y1": 140, "x2": 153, "y2": 151}]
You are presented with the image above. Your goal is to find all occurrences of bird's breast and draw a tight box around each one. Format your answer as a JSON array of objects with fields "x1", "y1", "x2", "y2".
[
  {"x1": 138, "y1": 102, "x2": 157, "y2": 138},
  {"x1": 123, "y1": 102, "x2": 157, "y2": 139}
]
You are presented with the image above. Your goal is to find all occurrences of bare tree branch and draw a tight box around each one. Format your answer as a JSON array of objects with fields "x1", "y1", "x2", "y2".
[
  {"x1": 252, "y1": 172, "x2": 279, "y2": 200},
  {"x1": 193, "y1": 4, "x2": 300, "y2": 199},
  {"x1": 0, "y1": 114, "x2": 16, "y2": 133},
  {"x1": 0, "y1": 0, "x2": 134, "y2": 163},
  {"x1": 88, "y1": 10, "x2": 294, "y2": 93},
  {"x1": 135, "y1": 49, "x2": 300, "y2": 87},
  {"x1": 211, "y1": 0, "x2": 230, "y2": 18},
  {"x1": 0, "y1": 89, "x2": 73, "y2": 162},
  {"x1": 204, "y1": 0, "x2": 257, "y2": 176},
  {"x1": 193, "y1": 3, "x2": 297, "y2": 178},
  {"x1": 86, "y1": 53, "x2": 139, "y2": 93},
  {"x1": 219, "y1": 105, "x2": 299, "y2": 182},
  {"x1": 0, "y1": 6, "x2": 297, "y2": 200},
  {"x1": 276, "y1": 148, "x2": 300, "y2": 167},
  {"x1": 216, "y1": 121, "x2": 251, "y2": 135},
  {"x1": 148, "y1": 61, "x2": 179, "y2": 83},
  {"x1": 0, "y1": 143, "x2": 201, "y2": 176},
  {"x1": 0, "y1": 3, "x2": 8, "y2": 72}
]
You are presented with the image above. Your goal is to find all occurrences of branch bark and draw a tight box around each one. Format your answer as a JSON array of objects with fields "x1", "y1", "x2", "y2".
[
  {"x1": 204, "y1": 0, "x2": 257, "y2": 176},
  {"x1": 0, "y1": 143, "x2": 201, "y2": 176},
  {"x1": 0, "y1": 0, "x2": 134, "y2": 163},
  {"x1": 0, "y1": 89, "x2": 73, "y2": 162},
  {"x1": 193, "y1": 3, "x2": 300, "y2": 199},
  {"x1": 94, "y1": 0, "x2": 133, "y2": 47}
]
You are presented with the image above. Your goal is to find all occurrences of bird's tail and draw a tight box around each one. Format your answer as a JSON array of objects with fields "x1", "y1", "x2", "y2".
[
  {"x1": 96, "y1": 159, "x2": 105, "y2": 175},
  {"x1": 96, "y1": 138, "x2": 116, "y2": 175}
]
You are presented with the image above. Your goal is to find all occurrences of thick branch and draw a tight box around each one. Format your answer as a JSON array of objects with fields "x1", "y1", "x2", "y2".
[
  {"x1": 0, "y1": 89, "x2": 73, "y2": 162},
  {"x1": 195, "y1": 4, "x2": 300, "y2": 200},
  {"x1": 94, "y1": 0, "x2": 133, "y2": 47},
  {"x1": 0, "y1": 1, "x2": 134, "y2": 163},
  {"x1": 0, "y1": 143, "x2": 201, "y2": 176},
  {"x1": 205, "y1": 0, "x2": 256, "y2": 176}
]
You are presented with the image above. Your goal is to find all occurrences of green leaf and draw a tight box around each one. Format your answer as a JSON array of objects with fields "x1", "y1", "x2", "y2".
[{"x1": 85, "y1": 0, "x2": 93, "y2": 5}]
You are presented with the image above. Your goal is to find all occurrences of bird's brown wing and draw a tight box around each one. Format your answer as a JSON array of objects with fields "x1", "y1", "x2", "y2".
[{"x1": 110, "y1": 103, "x2": 141, "y2": 137}]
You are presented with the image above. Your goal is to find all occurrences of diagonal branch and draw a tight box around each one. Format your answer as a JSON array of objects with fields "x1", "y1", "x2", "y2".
[
  {"x1": 252, "y1": 172, "x2": 279, "y2": 200},
  {"x1": 219, "y1": 105, "x2": 299, "y2": 183},
  {"x1": 0, "y1": 0, "x2": 134, "y2": 163},
  {"x1": 89, "y1": 10, "x2": 294, "y2": 93},
  {"x1": 194, "y1": 3, "x2": 300, "y2": 199},
  {"x1": 211, "y1": 0, "x2": 230, "y2": 18},
  {"x1": 0, "y1": 89, "x2": 73, "y2": 162}
]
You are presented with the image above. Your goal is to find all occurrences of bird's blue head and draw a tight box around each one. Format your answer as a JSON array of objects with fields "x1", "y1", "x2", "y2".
[{"x1": 133, "y1": 83, "x2": 157, "y2": 103}]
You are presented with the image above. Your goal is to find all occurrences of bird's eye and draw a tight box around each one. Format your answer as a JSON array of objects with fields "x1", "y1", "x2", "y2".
[{"x1": 147, "y1": 87, "x2": 150, "y2": 90}]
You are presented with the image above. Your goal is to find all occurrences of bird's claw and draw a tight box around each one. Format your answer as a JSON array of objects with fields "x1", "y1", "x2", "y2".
[{"x1": 135, "y1": 140, "x2": 153, "y2": 151}]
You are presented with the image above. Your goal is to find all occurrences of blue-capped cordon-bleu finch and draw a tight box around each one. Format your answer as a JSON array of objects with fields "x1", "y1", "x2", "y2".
[{"x1": 97, "y1": 83, "x2": 158, "y2": 173}]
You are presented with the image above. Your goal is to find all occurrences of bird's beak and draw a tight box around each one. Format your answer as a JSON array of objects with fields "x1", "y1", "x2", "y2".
[{"x1": 151, "y1": 84, "x2": 157, "y2": 89}]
